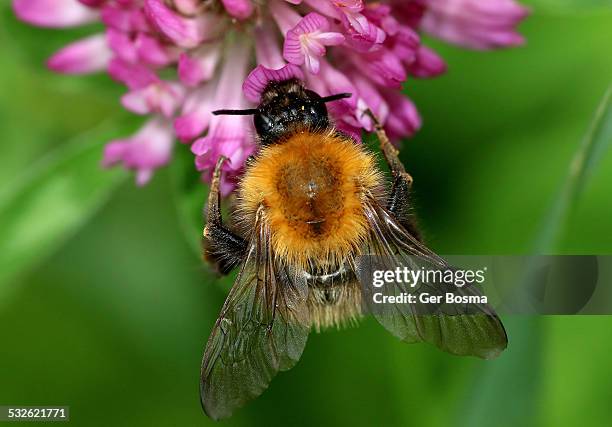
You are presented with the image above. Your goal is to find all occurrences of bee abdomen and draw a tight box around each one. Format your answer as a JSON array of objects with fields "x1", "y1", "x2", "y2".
[{"x1": 307, "y1": 279, "x2": 363, "y2": 331}]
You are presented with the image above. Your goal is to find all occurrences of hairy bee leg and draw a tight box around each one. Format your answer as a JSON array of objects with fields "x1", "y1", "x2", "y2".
[
  {"x1": 203, "y1": 157, "x2": 248, "y2": 275},
  {"x1": 366, "y1": 110, "x2": 414, "y2": 184},
  {"x1": 388, "y1": 176, "x2": 423, "y2": 241},
  {"x1": 365, "y1": 110, "x2": 422, "y2": 241}
]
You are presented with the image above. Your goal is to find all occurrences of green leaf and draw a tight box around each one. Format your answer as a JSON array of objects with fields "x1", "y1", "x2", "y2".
[
  {"x1": 454, "y1": 85, "x2": 612, "y2": 427},
  {"x1": 0, "y1": 120, "x2": 132, "y2": 296},
  {"x1": 526, "y1": 0, "x2": 612, "y2": 13},
  {"x1": 169, "y1": 145, "x2": 207, "y2": 257},
  {"x1": 455, "y1": 318, "x2": 542, "y2": 427},
  {"x1": 536, "y1": 85, "x2": 612, "y2": 251}
]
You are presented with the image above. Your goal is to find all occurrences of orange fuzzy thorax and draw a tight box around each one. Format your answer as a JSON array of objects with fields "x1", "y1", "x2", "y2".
[{"x1": 237, "y1": 129, "x2": 384, "y2": 271}]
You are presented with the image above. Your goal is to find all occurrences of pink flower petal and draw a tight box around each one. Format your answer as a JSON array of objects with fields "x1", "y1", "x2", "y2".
[
  {"x1": 103, "y1": 118, "x2": 175, "y2": 185},
  {"x1": 255, "y1": 25, "x2": 285, "y2": 69},
  {"x1": 303, "y1": 0, "x2": 341, "y2": 20},
  {"x1": 389, "y1": 26, "x2": 420, "y2": 63},
  {"x1": 108, "y1": 58, "x2": 159, "y2": 90},
  {"x1": 178, "y1": 43, "x2": 221, "y2": 87},
  {"x1": 121, "y1": 91, "x2": 150, "y2": 115},
  {"x1": 175, "y1": 113, "x2": 207, "y2": 143},
  {"x1": 136, "y1": 169, "x2": 154, "y2": 186},
  {"x1": 388, "y1": 0, "x2": 426, "y2": 28},
  {"x1": 363, "y1": 3, "x2": 398, "y2": 36},
  {"x1": 409, "y1": 46, "x2": 447, "y2": 78},
  {"x1": 318, "y1": 61, "x2": 357, "y2": 108},
  {"x1": 78, "y1": 0, "x2": 105, "y2": 7},
  {"x1": 121, "y1": 82, "x2": 185, "y2": 117},
  {"x1": 283, "y1": 13, "x2": 345, "y2": 74},
  {"x1": 294, "y1": 11, "x2": 329, "y2": 33},
  {"x1": 174, "y1": 83, "x2": 217, "y2": 142},
  {"x1": 144, "y1": 0, "x2": 224, "y2": 48},
  {"x1": 106, "y1": 28, "x2": 137, "y2": 63},
  {"x1": 101, "y1": 4, "x2": 150, "y2": 33},
  {"x1": 221, "y1": 0, "x2": 254, "y2": 20},
  {"x1": 13, "y1": 0, "x2": 98, "y2": 28},
  {"x1": 47, "y1": 34, "x2": 112, "y2": 74},
  {"x1": 333, "y1": 0, "x2": 369, "y2": 33},
  {"x1": 352, "y1": 47, "x2": 407, "y2": 88},
  {"x1": 342, "y1": 74, "x2": 389, "y2": 131},
  {"x1": 193, "y1": 111, "x2": 255, "y2": 195},
  {"x1": 191, "y1": 115, "x2": 254, "y2": 170},
  {"x1": 243, "y1": 64, "x2": 304, "y2": 103},
  {"x1": 316, "y1": 32, "x2": 345, "y2": 45},
  {"x1": 382, "y1": 90, "x2": 422, "y2": 140},
  {"x1": 269, "y1": 0, "x2": 302, "y2": 34},
  {"x1": 422, "y1": 0, "x2": 529, "y2": 50},
  {"x1": 102, "y1": 141, "x2": 128, "y2": 167},
  {"x1": 136, "y1": 34, "x2": 176, "y2": 67}
]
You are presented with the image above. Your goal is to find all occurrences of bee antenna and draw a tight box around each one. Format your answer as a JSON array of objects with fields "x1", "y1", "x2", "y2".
[
  {"x1": 320, "y1": 93, "x2": 352, "y2": 103},
  {"x1": 212, "y1": 108, "x2": 259, "y2": 116}
]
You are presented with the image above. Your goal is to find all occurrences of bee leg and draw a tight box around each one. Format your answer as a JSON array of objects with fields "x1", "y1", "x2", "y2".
[
  {"x1": 203, "y1": 156, "x2": 248, "y2": 275},
  {"x1": 365, "y1": 110, "x2": 422, "y2": 241},
  {"x1": 388, "y1": 175, "x2": 423, "y2": 242},
  {"x1": 365, "y1": 110, "x2": 414, "y2": 184}
]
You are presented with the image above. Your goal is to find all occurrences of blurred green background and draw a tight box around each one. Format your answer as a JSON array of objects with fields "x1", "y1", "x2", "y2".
[{"x1": 1, "y1": 1, "x2": 611, "y2": 426}]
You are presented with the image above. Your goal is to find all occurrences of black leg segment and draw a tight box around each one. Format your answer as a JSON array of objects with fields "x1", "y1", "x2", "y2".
[
  {"x1": 203, "y1": 157, "x2": 248, "y2": 275},
  {"x1": 387, "y1": 175, "x2": 422, "y2": 242},
  {"x1": 365, "y1": 110, "x2": 422, "y2": 241}
]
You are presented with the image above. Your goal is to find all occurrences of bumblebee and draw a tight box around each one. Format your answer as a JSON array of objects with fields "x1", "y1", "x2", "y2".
[{"x1": 200, "y1": 79, "x2": 507, "y2": 420}]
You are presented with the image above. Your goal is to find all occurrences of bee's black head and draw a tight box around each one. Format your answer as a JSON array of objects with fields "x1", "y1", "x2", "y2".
[
  {"x1": 213, "y1": 79, "x2": 351, "y2": 146},
  {"x1": 254, "y1": 79, "x2": 330, "y2": 145}
]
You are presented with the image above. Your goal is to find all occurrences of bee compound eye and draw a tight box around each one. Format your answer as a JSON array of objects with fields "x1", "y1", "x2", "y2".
[
  {"x1": 309, "y1": 101, "x2": 329, "y2": 128},
  {"x1": 254, "y1": 112, "x2": 273, "y2": 135}
]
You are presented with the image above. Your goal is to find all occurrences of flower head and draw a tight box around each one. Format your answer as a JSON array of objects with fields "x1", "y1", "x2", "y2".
[{"x1": 13, "y1": 0, "x2": 529, "y2": 189}]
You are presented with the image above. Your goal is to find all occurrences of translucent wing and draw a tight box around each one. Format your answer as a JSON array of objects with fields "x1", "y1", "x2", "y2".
[
  {"x1": 358, "y1": 197, "x2": 507, "y2": 359},
  {"x1": 200, "y1": 211, "x2": 310, "y2": 420}
]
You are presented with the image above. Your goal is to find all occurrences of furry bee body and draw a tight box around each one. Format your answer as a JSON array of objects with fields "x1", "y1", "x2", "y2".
[
  {"x1": 237, "y1": 127, "x2": 384, "y2": 329},
  {"x1": 238, "y1": 128, "x2": 384, "y2": 272},
  {"x1": 200, "y1": 78, "x2": 507, "y2": 420}
]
